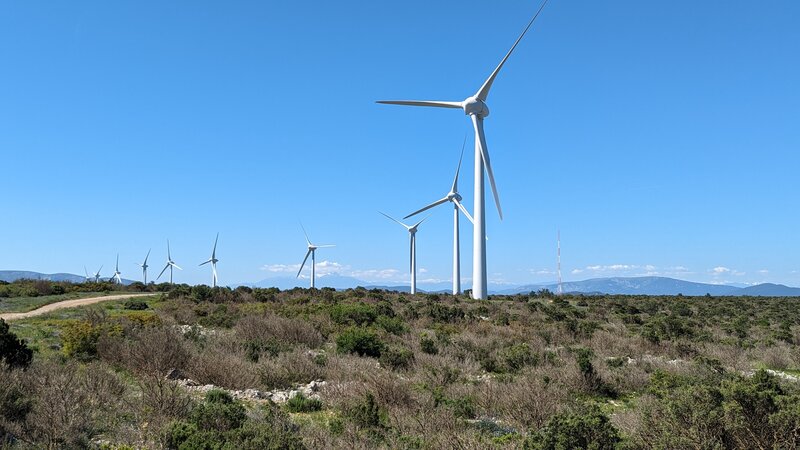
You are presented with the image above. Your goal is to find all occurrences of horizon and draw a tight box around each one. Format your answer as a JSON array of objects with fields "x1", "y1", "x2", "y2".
[{"x1": 2, "y1": 1, "x2": 799, "y2": 288}]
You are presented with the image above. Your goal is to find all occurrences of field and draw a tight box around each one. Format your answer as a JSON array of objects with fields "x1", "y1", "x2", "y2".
[{"x1": 2, "y1": 280, "x2": 800, "y2": 449}]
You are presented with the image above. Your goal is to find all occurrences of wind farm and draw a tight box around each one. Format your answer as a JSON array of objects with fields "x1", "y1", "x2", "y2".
[{"x1": 2, "y1": 1, "x2": 800, "y2": 448}]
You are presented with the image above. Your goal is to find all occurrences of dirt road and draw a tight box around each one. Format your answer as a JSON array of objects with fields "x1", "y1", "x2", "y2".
[{"x1": 0, "y1": 293, "x2": 155, "y2": 321}]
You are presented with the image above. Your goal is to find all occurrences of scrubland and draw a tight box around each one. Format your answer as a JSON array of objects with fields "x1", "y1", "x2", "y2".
[{"x1": 2, "y1": 279, "x2": 800, "y2": 449}]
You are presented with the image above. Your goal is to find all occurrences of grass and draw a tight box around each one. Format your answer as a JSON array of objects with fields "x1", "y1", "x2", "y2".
[{"x1": 0, "y1": 291, "x2": 114, "y2": 313}]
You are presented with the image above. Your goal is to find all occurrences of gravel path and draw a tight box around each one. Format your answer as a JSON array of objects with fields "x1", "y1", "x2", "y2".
[{"x1": 0, "y1": 293, "x2": 154, "y2": 321}]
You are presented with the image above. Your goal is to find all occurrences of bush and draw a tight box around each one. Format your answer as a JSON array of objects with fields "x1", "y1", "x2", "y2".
[
  {"x1": 376, "y1": 315, "x2": 408, "y2": 335},
  {"x1": 346, "y1": 393, "x2": 385, "y2": 429},
  {"x1": 420, "y1": 335, "x2": 439, "y2": 355},
  {"x1": 379, "y1": 346, "x2": 414, "y2": 370},
  {"x1": 500, "y1": 343, "x2": 538, "y2": 373},
  {"x1": 285, "y1": 393, "x2": 323, "y2": 413},
  {"x1": 123, "y1": 298, "x2": 149, "y2": 310},
  {"x1": 190, "y1": 389, "x2": 247, "y2": 432},
  {"x1": 330, "y1": 303, "x2": 378, "y2": 326},
  {"x1": 524, "y1": 406, "x2": 620, "y2": 450},
  {"x1": 0, "y1": 319, "x2": 33, "y2": 369},
  {"x1": 336, "y1": 327, "x2": 385, "y2": 358},
  {"x1": 61, "y1": 321, "x2": 102, "y2": 359}
]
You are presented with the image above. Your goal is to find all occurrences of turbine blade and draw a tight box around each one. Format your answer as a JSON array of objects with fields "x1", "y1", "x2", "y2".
[
  {"x1": 296, "y1": 249, "x2": 312, "y2": 278},
  {"x1": 84, "y1": 266, "x2": 89, "y2": 278},
  {"x1": 200, "y1": 259, "x2": 211, "y2": 266},
  {"x1": 452, "y1": 134, "x2": 468, "y2": 192},
  {"x1": 475, "y1": 0, "x2": 549, "y2": 101},
  {"x1": 403, "y1": 197, "x2": 448, "y2": 220},
  {"x1": 157, "y1": 264, "x2": 169, "y2": 280},
  {"x1": 167, "y1": 240, "x2": 171, "y2": 260},
  {"x1": 412, "y1": 214, "x2": 430, "y2": 229},
  {"x1": 453, "y1": 198, "x2": 475, "y2": 224},
  {"x1": 212, "y1": 233, "x2": 218, "y2": 259},
  {"x1": 379, "y1": 211, "x2": 411, "y2": 230},
  {"x1": 172, "y1": 264, "x2": 183, "y2": 271},
  {"x1": 316, "y1": 245, "x2": 336, "y2": 248},
  {"x1": 472, "y1": 115, "x2": 503, "y2": 220},
  {"x1": 300, "y1": 223, "x2": 312, "y2": 246},
  {"x1": 376, "y1": 100, "x2": 463, "y2": 109}
]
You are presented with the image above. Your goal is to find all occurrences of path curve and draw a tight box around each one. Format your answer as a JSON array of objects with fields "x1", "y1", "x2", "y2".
[{"x1": 0, "y1": 293, "x2": 155, "y2": 321}]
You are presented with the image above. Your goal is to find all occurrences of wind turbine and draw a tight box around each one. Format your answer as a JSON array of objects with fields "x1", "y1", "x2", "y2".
[
  {"x1": 139, "y1": 249, "x2": 151, "y2": 284},
  {"x1": 296, "y1": 225, "x2": 334, "y2": 289},
  {"x1": 157, "y1": 240, "x2": 182, "y2": 284},
  {"x1": 92, "y1": 265, "x2": 103, "y2": 283},
  {"x1": 377, "y1": 1, "x2": 549, "y2": 299},
  {"x1": 111, "y1": 254, "x2": 123, "y2": 284},
  {"x1": 404, "y1": 140, "x2": 473, "y2": 295},
  {"x1": 380, "y1": 212, "x2": 428, "y2": 295},
  {"x1": 199, "y1": 233, "x2": 220, "y2": 288},
  {"x1": 84, "y1": 266, "x2": 92, "y2": 283}
]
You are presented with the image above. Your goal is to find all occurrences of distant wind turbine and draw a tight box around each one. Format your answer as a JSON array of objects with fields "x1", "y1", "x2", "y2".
[
  {"x1": 157, "y1": 240, "x2": 182, "y2": 284},
  {"x1": 405, "y1": 139, "x2": 473, "y2": 295},
  {"x1": 92, "y1": 265, "x2": 103, "y2": 283},
  {"x1": 377, "y1": 0, "x2": 550, "y2": 299},
  {"x1": 199, "y1": 233, "x2": 220, "y2": 288},
  {"x1": 111, "y1": 254, "x2": 123, "y2": 284},
  {"x1": 139, "y1": 249, "x2": 151, "y2": 284},
  {"x1": 296, "y1": 225, "x2": 335, "y2": 289},
  {"x1": 84, "y1": 266, "x2": 92, "y2": 282},
  {"x1": 380, "y1": 212, "x2": 428, "y2": 295}
]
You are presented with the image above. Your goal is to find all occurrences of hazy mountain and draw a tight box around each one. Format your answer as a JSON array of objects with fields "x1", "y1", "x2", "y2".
[
  {"x1": 504, "y1": 277, "x2": 744, "y2": 296},
  {"x1": 0, "y1": 270, "x2": 135, "y2": 285},
  {"x1": 737, "y1": 283, "x2": 800, "y2": 296}
]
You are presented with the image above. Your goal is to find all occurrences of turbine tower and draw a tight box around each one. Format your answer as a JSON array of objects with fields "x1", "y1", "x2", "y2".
[
  {"x1": 157, "y1": 240, "x2": 182, "y2": 284},
  {"x1": 111, "y1": 254, "x2": 123, "y2": 284},
  {"x1": 139, "y1": 249, "x2": 151, "y2": 284},
  {"x1": 296, "y1": 225, "x2": 334, "y2": 289},
  {"x1": 404, "y1": 141, "x2": 474, "y2": 295},
  {"x1": 92, "y1": 265, "x2": 103, "y2": 283},
  {"x1": 199, "y1": 233, "x2": 220, "y2": 287},
  {"x1": 377, "y1": 1, "x2": 549, "y2": 299},
  {"x1": 380, "y1": 212, "x2": 428, "y2": 295},
  {"x1": 557, "y1": 231, "x2": 562, "y2": 295}
]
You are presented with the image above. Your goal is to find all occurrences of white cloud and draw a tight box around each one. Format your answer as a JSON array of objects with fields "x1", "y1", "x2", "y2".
[
  {"x1": 712, "y1": 266, "x2": 731, "y2": 274},
  {"x1": 710, "y1": 266, "x2": 745, "y2": 277},
  {"x1": 571, "y1": 269, "x2": 584, "y2": 275},
  {"x1": 758, "y1": 269, "x2": 769, "y2": 274}
]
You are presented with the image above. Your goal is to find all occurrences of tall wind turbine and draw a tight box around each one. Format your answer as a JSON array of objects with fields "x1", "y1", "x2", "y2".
[
  {"x1": 199, "y1": 233, "x2": 220, "y2": 288},
  {"x1": 296, "y1": 225, "x2": 334, "y2": 289},
  {"x1": 111, "y1": 254, "x2": 123, "y2": 284},
  {"x1": 377, "y1": 1, "x2": 549, "y2": 299},
  {"x1": 404, "y1": 140, "x2": 474, "y2": 295},
  {"x1": 380, "y1": 212, "x2": 428, "y2": 295},
  {"x1": 84, "y1": 266, "x2": 92, "y2": 283},
  {"x1": 92, "y1": 265, "x2": 103, "y2": 283},
  {"x1": 139, "y1": 249, "x2": 151, "y2": 284},
  {"x1": 157, "y1": 240, "x2": 182, "y2": 284}
]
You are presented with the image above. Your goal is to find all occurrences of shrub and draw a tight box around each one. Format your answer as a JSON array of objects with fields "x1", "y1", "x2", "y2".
[
  {"x1": 379, "y1": 346, "x2": 414, "y2": 370},
  {"x1": 123, "y1": 298, "x2": 149, "y2": 310},
  {"x1": 420, "y1": 335, "x2": 439, "y2": 355},
  {"x1": 336, "y1": 327, "x2": 385, "y2": 357},
  {"x1": 376, "y1": 315, "x2": 408, "y2": 335},
  {"x1": 285, "y1": 393, "x2": 323, "y2": 413},
  {"x1": 61, "y1": 321, "x2": 102, "y2": 359},
  {"x1": 346, "y1": 393, "x2": 385, "y2": 429},
  {"x1": 0, "y1": 319, "x2": 33, "y2": 369},
  {"x1": 427, "y1": 303, "x2": 465, "y2": 323},
  {"x1": 500, "y1": 343, "x2": 538, "y2": 373},
  {"x1": 524, "y1": 406, "x2": 620, "y2": 450},
  {"x1": 330, "y1": 303, "x2": 378, "y2": 326},
  {"x1": 190, "y1": 389, "x2": 247, "y2": 432}
]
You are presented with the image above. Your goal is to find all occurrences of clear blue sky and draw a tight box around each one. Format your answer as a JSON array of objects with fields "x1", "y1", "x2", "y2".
[{"x1": 1, "y1": 1, "x2": 798, "y2": 288}]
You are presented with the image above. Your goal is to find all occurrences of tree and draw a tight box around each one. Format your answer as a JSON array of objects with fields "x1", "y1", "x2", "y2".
[{"x1": 0, "y1": 319, "x2": 32, "y2": 369}]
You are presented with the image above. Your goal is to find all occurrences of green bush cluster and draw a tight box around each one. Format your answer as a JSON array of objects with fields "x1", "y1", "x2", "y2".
[{"x1": 335, "y1": 327, "x2": 385, "y2": 357}]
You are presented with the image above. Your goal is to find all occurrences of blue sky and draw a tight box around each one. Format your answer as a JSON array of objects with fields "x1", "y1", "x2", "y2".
[{"x1": 1, "y1": 1, "x2": 799, "y2": 288}]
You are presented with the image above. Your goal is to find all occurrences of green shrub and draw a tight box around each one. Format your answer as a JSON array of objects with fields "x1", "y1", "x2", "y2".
[
  {"x1": 61, "y1": 321, "x2": 102, "y2": 359},
  {"x1": 190, "y1": 389, "x2": 247, "y2": 432},
  {"x1": 524, "y1": 406, "x2": 620, "y2": 450},
  {"x1": 336, "y1": 327, "x2": 385, "y2": 357},
  {"x1": 376, "y1": 315, "x2": 408, "y2": 335},
  {"x1": 427, "y1": 303, "x2": 465, "y2": 323},
  {"x1": 420, "y1": 335, "x2": 439, "y2": 355},
  {"x1": 330, "y1": 303, "x2": 378, "y2": 326},
  {"x1": 0, "y1": 319, "x2": 33, "y2": 369},
  {"x1": 500, "y1": 343, "x2": 538, "y2": 373},
  {"x1": 285, "y1": 393, "x2": 323, "y2": 413},
  {"x1": 123, "y1": 298, "x2": 149, "y2": 310},
  {"x1": 379, "y1": 346, "x2": 414, "y2": 370},
  {"x1": 346, "y1": 393, "x2": 385, "y2": 429}
]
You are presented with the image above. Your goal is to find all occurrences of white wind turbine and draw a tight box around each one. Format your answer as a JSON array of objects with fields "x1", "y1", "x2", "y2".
[
  {"x1": 139, "y1": 249, "x2": 151, "y2": 284},
  {"x1": 157, "y1": 240, "x2": 182, "y2": 284},
  {"x1": 199, "y1": 233, "x2": 220, "y2": 288},
  {"x1": 84, "y1": 266, "x2": 93, "y2": 283},
  {"x1": 296, "y1": 225, "x2": 335, "y2": 289},
  {"x1": 111, "y1": 254, "x2": 123, "y2": 284},
  {"x1": 92, "y1": 265, "x2": 103, "y2": 283},
  {"x1": 380, "y1": 212, "x2": 428, "y2": 295},
  {"x1": 377, "y1": 1, "x2": 549, "y2": 299},
  {"x1": 404, "y1": 142, "x2": 474, "y2": 295}
]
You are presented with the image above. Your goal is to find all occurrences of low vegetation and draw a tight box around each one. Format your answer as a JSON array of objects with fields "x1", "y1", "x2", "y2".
[{"x1": 2, "y1": 280, "x2": 800, "y2": 448}]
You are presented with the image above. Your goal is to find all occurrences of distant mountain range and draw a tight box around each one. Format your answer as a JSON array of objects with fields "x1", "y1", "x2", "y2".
[{"x1": 3, "y1": 270, "x2": 800, "y2": 297}]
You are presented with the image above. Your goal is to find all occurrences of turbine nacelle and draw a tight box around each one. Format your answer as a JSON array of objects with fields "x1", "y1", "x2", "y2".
[
  {"x1": 447, "y1": 191, "x2": 463, "y2": 202},
  {"x1": 462, "y1": 96, "x2": 489, "y2": 118}
]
